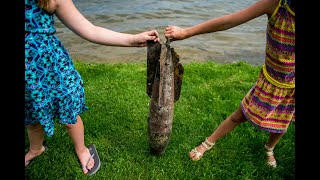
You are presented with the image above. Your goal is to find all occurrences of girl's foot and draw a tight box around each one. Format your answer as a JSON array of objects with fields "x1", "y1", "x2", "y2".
[
  {"x1": 25, "y1": 145, "x2": 48, "y2": 167},
  {"x1": 189, "y1": 138, "x2": 215, "y2": 161},
  {"x1": 76, "y1": 147, "x2": 95, "y2": 174},
  {"x1": 265, "y1": 144, "x2": 277, "y2": 168}
]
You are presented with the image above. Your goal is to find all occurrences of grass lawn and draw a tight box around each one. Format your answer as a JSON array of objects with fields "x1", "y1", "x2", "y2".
[{"x1": 25, "y1": 60, "x2": 295, "y2": 179}]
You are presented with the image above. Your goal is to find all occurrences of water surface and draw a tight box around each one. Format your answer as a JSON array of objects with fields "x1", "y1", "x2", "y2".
[{"x1": 55, "y1": 0, "x2": 267, "y2": 65}]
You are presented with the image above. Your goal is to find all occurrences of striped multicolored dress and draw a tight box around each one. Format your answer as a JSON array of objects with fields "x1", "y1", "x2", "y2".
[{"x1": 241, "y1": 0, "x2": 295, "y2": 133}]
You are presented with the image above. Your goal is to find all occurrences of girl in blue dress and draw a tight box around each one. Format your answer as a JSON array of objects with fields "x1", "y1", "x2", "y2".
[{"x1": 25, "y1": 0, "x2": 160, "y2": 175}]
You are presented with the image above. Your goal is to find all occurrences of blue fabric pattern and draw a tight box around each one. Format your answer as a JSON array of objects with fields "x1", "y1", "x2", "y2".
[{"x1": 25, "y1": 0, "x2": 88, "y2": 137}]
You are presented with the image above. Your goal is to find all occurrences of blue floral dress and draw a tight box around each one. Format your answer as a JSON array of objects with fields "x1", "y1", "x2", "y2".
[{"x1": 25, "y1": 0, "x2": 88, "y2": 137}]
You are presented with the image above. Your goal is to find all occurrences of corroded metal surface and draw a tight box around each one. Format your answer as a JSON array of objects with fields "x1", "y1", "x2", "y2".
[{"x1": 146, "y1": 39, "x2": 184, "y2": 155}]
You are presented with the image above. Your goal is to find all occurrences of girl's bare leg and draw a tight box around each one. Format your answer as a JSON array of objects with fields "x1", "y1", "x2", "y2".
[
  {"x1": 64, "y1": 115, "x2": 94, "y2": 174},
  {"x1": 265, "y1": 132, "x2": 285, "y2": 166},
  {"x1": 189, "y1": 106, "x2": 247, "y2": 160},
  {"x1": 25, "y1": 123, "x2": 46, "y2": 166}
]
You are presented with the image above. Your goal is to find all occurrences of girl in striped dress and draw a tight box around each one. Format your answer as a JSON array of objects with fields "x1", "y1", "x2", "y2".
[{"x1": 165, "y1": 0, "x2": 294, "y2": 168}]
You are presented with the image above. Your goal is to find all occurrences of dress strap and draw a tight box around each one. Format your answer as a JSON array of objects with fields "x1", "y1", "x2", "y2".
[
  {"x1": 280, "y1": 0, "x2": 292, "y2": 7},
  {"x1": 286, "y1": 0, "x2": 292, "y2": 6},
  {"x1": 282, "y1": 0, "x2": 295, "y2": 16},
  {"x1": 268, "y1": 0, "x2": 282, "y2": 22}
]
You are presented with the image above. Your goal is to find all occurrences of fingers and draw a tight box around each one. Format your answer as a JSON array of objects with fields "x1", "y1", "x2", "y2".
[
  {"x1": 164, "y1": 25, "x2": 174, "y2": 37},
  {"x1": 147, "y1": 29, "x2": 160, "y2": 42},
  {"x1": 165, "y1": 25, "x2": 174, "y2": 31},
  {"x1": 164, "y1": 25, "x2": 180, "y2": 41},
  {"x1": 136, "y1": 26, "x2": 182, "y2": 47},
  {"x1": 147, "y1": 29, "x2": 159, "y2": 37}
]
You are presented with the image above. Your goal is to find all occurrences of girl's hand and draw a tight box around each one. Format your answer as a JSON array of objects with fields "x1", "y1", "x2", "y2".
[
  {"x1": 132, "y1": 30, "x2": 160, "y2": 47},
  {"x1": 164, "y1": 25, "x2": 187, "y2": 41}
]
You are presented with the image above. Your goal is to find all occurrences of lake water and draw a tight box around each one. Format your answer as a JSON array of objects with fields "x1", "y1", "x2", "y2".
[{"x1": 55, "y1": 0, "x2": 267, "y2": 65}]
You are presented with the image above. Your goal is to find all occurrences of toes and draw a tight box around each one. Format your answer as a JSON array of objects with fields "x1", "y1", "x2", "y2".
[
  {"x1": 82, "y1": 166, "x2": 88, "y2": 174},
  {"x1": 189, "y1": 152, "x2": 195, "y2": 158},
  {"x1": 82, "y1": 158, "x2": 94, "y2": 174},
  {"x1": 79, "y1": 148, "x2": 95, "y2": 174},
  {"x1": 189, "y1": 151, "x2": 198, "y2": 161},
  {"x1": 192, "y1": 156, "x2": 200, "y2": 161},
  {"x1": 87, "y1": 158, "x2": 95, "y2": 170},
  {"x1": 25, "y1": 160, "x2": 30, "y2": 167},
  {"x1": 25, "y1": 146, "x2": 47, "y2": 167}
]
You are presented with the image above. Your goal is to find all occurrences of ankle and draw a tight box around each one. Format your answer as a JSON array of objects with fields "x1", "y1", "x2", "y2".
[
  {"x1": 29, "y1": 145, "x2": 45, "y2": 154},
  {"x1": 75, "y1": 145, "x2": 88, "y2": 155},
  {"x1": 199, "y1": 137, "x2": 215, "y2": 151},
  {"x1": 206, "y1": 138, "x2": 216, "y2": 145},
  {"x1": 265, "y1": 144, "x2": 274, "y2": 151}
]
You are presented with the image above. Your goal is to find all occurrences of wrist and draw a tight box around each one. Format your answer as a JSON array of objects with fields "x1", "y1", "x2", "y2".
[
  {"x1": 184, "y1": 28, "x2": 193, "y2": 39},
  {"x1": 126, "y1": 34, "x2": 136, "y2": 47}
]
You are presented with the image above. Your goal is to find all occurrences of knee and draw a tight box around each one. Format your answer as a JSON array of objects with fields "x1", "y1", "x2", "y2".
[
  {"x1": 64, "y1": 123, "x2": 73, "y2": 130},
  {"x1": 64, "y1": 116, "x2": 82, "y2": 129},
  {"x1": 27, "y1": 123, "x2": 43, "y2": 132},
  {"x1": 229, "y1": 109, "x2": 246, "y2": 124}
]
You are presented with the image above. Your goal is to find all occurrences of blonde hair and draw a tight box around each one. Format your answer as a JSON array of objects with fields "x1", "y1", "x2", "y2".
[{"x1": 37, "y1": 0, "x2": 51, "y2": 10}]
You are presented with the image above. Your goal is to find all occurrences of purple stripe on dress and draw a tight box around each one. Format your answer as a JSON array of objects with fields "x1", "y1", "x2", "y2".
[
  {"x1": 264, "y1": 116, "x2": 293, "y2": 122},
  {"x1": 252, "y1": 87, "x2": 295, "y2": 108},
  {"x1": 245, "y1": 103, "x2": 292, "y2": 123},
  {"x1": 251, "y1": 89, "x2": 295, "y2": 110},
  {"x1": 248, "y1": 119, "x2": 287, "y2": 133},
  {"x1": 251, "y1": 96, "x2": 275, "y2": 111},
  {"x1": 277, "y1": 8, "x2": 295, "y2": 21},
  {"x1": 266, "y1": 53, "x2": 295, "y2": 67},
  {"x1": 278, "y1": 8, "x2": 295, "y2": 19},
  {"x1": 245, "y1": 90, "x2": 295, "y2": 111},
  {"x1": 253, "y1": 85, "x2": 283, "y2": 100},
  {"x1": 269, "y1": 26, "x2": 295, "y2": 37},
  {"x1": 240, "y1": 104, "x2": 287, "y2": 133},
  {"x1": 250, "y1": 96, "x2": 295, "y2": 111},
  {"x1": 267, "y1": 34, "x2": 295, "y2": 52},
  {"x1": 265, "y1": 64, "x2": 295, "y2": 81}
]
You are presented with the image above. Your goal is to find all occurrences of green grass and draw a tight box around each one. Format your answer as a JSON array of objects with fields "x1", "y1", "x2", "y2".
[{"x1": 25, "y1": 60, "x2": 295, "y2": 179}]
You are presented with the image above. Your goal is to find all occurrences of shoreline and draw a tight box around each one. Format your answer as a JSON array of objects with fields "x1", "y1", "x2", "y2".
[
  {"x1": 58, "y1": 29, "x2": 266, "y2": 66},
  {"x1": 65, "y1": 37, "x2": 265, "y2": 66},
  {"x1": 69, "y1": 45, "x2": 265, "y2": 66}
]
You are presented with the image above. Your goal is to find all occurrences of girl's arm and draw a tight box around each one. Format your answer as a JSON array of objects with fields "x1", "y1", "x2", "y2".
[
  {"x1": 165, "y1": 0, "x2": 279, "y2": 41},
  {"x1": 54, "y1": 0, "x2": 159, "y2": 47}
]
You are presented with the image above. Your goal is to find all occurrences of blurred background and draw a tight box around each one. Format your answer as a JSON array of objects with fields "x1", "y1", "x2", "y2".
[{"x1": 55, "y1": 0, "x2": 267, "y2": 65}]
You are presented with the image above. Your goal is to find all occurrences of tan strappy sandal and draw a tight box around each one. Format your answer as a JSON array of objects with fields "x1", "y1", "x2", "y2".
[
  {"x1": 189, "y1": 137, "x2": 215, "y2": 161},
  {"x1": 265, "y1": 144, "x2": 277, "y2": 168}
]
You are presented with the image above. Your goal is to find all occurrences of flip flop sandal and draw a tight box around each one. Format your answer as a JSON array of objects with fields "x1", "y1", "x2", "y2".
[
  {"x1": 25, "y1": 146, "x2": 48, "y2": 167},
  {"x1": 189, "y1": 137, "x2": 215, "y2": 161},
  {"x1": 265, "y1": 144, "x2": 277, "y2": 168},
  {"x1": 85, "y1": 144, "x2": 101, "y2": 176}
]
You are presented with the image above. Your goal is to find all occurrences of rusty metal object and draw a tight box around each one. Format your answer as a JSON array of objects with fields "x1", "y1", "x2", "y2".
[{"x1": 146, "y1": 38, "x2": 184, "y2": 155}]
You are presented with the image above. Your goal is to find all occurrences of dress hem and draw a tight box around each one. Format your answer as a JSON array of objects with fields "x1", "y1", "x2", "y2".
[{"x1": 240, "y1": 103, "x2": 287, "y2": 134}]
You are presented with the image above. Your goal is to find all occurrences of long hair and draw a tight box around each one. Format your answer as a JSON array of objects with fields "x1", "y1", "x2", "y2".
[{"x1": 37, "y1": 0, "x2": 51, "y2": 10}]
